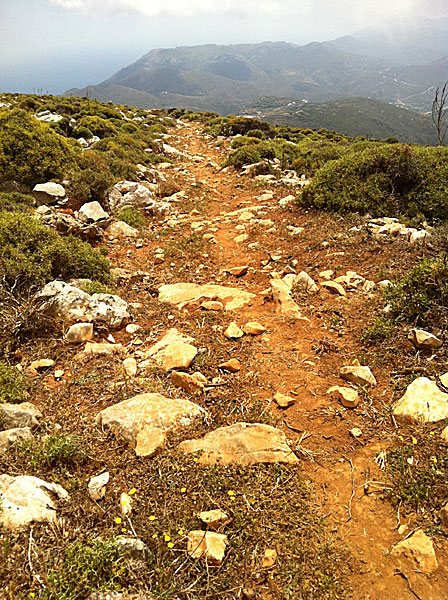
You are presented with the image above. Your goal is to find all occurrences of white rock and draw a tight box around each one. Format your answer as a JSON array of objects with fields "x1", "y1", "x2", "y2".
[
  {"x1": 0, "y1": 403, "x2": 42, "y2": 429},
  {"x1": 32, "y1": 182, "x2": 66, "y2": 206},
  {"x1": 108, "y1": 221, "x2": 139, "y2": 238},
  {"x1": 408, "y1": 329, "x2": 443, "y2": 351},
  {"x1": 340, "y1": 365, "x2": 376, "y2": 387},
  {"x1": 393, "y1": 377, "x2": 448, "y2": 423},
  {"x1": 0, "y1": 475, "x2": 69, "y2": 530},
  {"x1": 65, "y1": 323, "x2": 94, "y2": 343},
  {"x1": 88, "y1": 472, "x2": 109, "y2": 501},
  {"x1": 79, "y1": 201, "x2": 109, "y2": 223},
  {"x1": 123, "y1": 357, "x2": 138, "y2": 377},
  {"x1": 0, "y1": 428, "x2": 33, "y2": 452}
]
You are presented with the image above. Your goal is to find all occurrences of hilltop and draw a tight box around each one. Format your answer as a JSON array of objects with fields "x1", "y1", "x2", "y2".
[{"x1": 0, "y1": 94, "x2": 447, "y2": 599}]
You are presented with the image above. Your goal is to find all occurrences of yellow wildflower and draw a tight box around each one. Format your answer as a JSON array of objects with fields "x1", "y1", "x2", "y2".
[
  {"x1": 149, "y1": 515, "x2": 156, "y2": 521},
  {"x1": 128, "y1": 488, "x2": 137, "y2": 495},
  {"x1": 114, "y1": 517, "x2": 122, "y2": 524},
  {"x1": 167, "y1": 542, "x2": 174, "y2": 548}
]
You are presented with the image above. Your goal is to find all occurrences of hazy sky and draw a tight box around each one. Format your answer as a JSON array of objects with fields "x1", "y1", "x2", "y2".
[{"x1": 1, "y1": 0, "x2": 448, "y2": 94}]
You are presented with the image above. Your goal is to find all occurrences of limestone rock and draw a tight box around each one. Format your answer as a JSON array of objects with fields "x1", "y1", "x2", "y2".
[
  {"x1": 108, "y1": 221, "x2": 139, "y2": 238},
  {"x1": 201, "y1": 301, "x2": 224, "y2": 311},
  {"x1": 158, "y1": 283, "x2": 255, "y2": 311},
  {"x1": 162, "y1": 343, "x2": 197, "y2": 371},
  {"x1": 65, "y1": 323, "x2": 93, "y2": 343},
  {"x1": 170, "y1": 371, "x2": 204, "y2": 395},
  {"x1": 295, "y1": 271, "x2": 318, "y2": 293},
  {"x1": 226, "y1": 265, "x2": 248, "y2": 277},
  {"x1": 108, "y1": 181, "x2": 153, "y2": 213},
  {"x1": 391, "y1": 530, "x2": 438, "y2": 574},
  {"x1": 179, "y1": 422, "x2": 298, "y2": 465},
  {"x1": 83, "y1": 342, "x2": 123, "y2": 355},
  {"x1": 442, "y1": 426, "x2": 448, "y2": 442},
  {"x1": 273, "y1": 393, "x2": 296, "y2": 408},
  {"x1": 135, "y1": 427, "x2": 166, "y2": 457},
  {"x1": 270, "y1": 279, "x2": 303, "y2": 320},
  {"x1": 123, "y1": 358, "x2": 138, "y2": 377},
  {"x1": 0, "y1": 403, "x2": 42, "y2": 429},
  {"x1": 224, "y1": 322, "x2": 244, "y2": 339},
  {"x1": 187, "y1": 531, "x2": 228, "y2": 563},
  {"x1": 262, "y1": 548, "x2": 277, "y2": 568},
  {"x1": 243, "y1": 322, "x2": 266, "y2": 335},
  {"x1": 120, "y1": 492, "x2": 133, "y2": 516},
  {"x1": 37, "y1": 281, "x2": 129, "y2": 328},
  {"x1": 0, "y1": 475, "x2": 69, "y2": 530},
  {"x1": 116, "y1": 537, "x2": 148, "y2": 560},
  {"x1": 144, "y1": 329, "x2": 194, "y2": 361},
  {"x1": 79, "y1": 201, "x2": 109, "y2": 223},
  {"x1": 0, "y1": 428, "x2": 33, "y2": 452},
  {"x1": 408, "y1": 329, "x2": 443, "y2": 351},
  {"x1": 32, "y1": 182, "x2": 66, "y2": 206},
  {"x1": 88, "y1": 472, "x2": 109, "y2": 501},
  {"x1": 440, "y1": 503, "x2": 448, "y2": 530},
  {"x1": 321, "y1": 281, "x2": 346, "y2": 297},
  {"x1": 327, "y1": 386, "x2": 360, "y2": 408},
  {"x1": 393, "y1": 377, "x2": 448, "y2": 424},
  {"x1": 96, "y1": 393, "x2": 205, "y2": 452},
  {"x1": 198, "y1": 509, "x2": 230, "y2": 530},
  {"x1": 29, "y1": 358, "x2": 54, "y2": 372},
  {"x1": 340, "y1": 365, "x2": 376, "y2": 387},
  {"x1": 218, "y1": 359, "x2": 241, "y2": 373}
]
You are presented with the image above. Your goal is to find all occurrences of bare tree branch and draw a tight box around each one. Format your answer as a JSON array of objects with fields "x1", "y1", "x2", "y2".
[{"x1": 432, "y1": 82, "x2": 448, "y2": 145}]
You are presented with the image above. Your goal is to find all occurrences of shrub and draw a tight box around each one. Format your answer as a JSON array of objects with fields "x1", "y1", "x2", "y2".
[
  {"x1": 18, "y1": 434, "x2": 86, "y2": 471},
  {"x1": 44, "y1": 537, "x2": 126, "y2": 600},
  {"x1": 246, "y1": 128, "x2": 266, "y2": 139},
  {"x1": 77, "y1": 116, "x2": 117, "y2": 138},
  {"x1": 72, "y1": 125, "x2": 93, "y2": 139},
  {"x1": 385, "y1": 255, "x2": 448, "y2": 328},
  {"x1": 115, "y1": 206, "x2": 146, "y2": 229},
  {"x1": 0, "y1": 211, "x2": 110, "y2": 292},
  {"x1": 0, "y1": 109, "x2": 76, "y2": 186},
  {"x1": 225, "y1": 146, "x2": 261, "y2": 169},
  {"x1": 0, "y1": 192, "x2": 34, "y2": 213},
  {"x1": 68, "y1": 150, "x2": 115, "y2": 206},
  {"x1": 0, "y1": 361, "x2": 27, "y2": 403}
]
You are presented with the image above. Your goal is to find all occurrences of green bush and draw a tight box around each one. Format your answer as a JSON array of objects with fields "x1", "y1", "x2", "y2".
[
  {"x1": 67, "y1": 150, "x2": 115, "y2": 205},
  {"x1": 246, "y1": 128, "x2": 266, "y2": 139},
  {"x1": 0, "y1": 211, "x2": 110, "y2": 292},
  {"x1": 225, "y1": 146, "x2": 262, "y2": 169},
  {"x1": 18, "y1": 434, "x2": 85, "y2": 471},
  {"x1": 115, "y1": 206, "x2": 146, "y2": 229},
  {"x1": 385, "y1": 256, "x2": 448, "y2": 328},
  {"x1": 72, "y1": 125, "x2": 93, "y2": 139},
  {"x1": 77, "y1": 115, "x2": 117, "y2": 138},
  {"x1": 0, "y1": 361, "x2": 27, "y2": 403},
  {"x1": 0, "y1": 192, "x2": 34, "y2": 213},
  {"x1": 230, "y1": 136, "x2": 262, "y2": 149},
  {"x1": 301, "y1": 143, "x2": 448, "y2": 222},
  {"x1": 0, "y1": 109, "x2": 76, "y2": 186},
  {"x1": 44, "y1": 537, "x2": 126, "y2": 600}
]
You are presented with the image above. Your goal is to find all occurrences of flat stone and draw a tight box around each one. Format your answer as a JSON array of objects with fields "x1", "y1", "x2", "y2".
[
  {"x1": 83, "y1": 342, "x2": 123, "y2": 355},
  {"x1": 243, "y1": 322, "x2": 266, "y2": 335},
  {"x1": 198, "y1": 509, "x2": 230, "y2": 530},
  {"x1": 273, "y1": 393, "x2": 296, "y2": 408},
  {"x1": 170, "y1": 371, "x2": 204, "y2": 395},
  {"x1": 393, "y1": 377, "x2": 448, "y2": 424},
  {"x1": 224, "y1": 322, "x2": 244, "y2": 339},
  {"x1": 0, "y1": 475, "x2": 69, "y2": 530},
  {"x1": 179, "y1": 422, "x2": 298, "y2": 465},
  {"x1": 135, "y1": 427, "x2": 166, "y2": 457},
  {"x1": 226, "y1": 266, "x2": 249, "y2": 277},
  {"x1": 29, "y1": 358, "x2": 54, "y2": 372},
  {"x1": 0, "y1": 428, "x2": 33, "y2": 452},
  {"x1": 65, "y1": 323, "x2": 93, "y2": 343},
  {"x1": 340, "y1": 365, "x2": 377, "y2": 387},
  {"x1": 327, "y1": 386, "x2": 360, "y2": 408},
  {"x1": 187, "y1": 531, "x2": 228, "y2": 563},
  {"x1": 262, "y1": 548, "x2": 277, "y2": 568},
  {"x1": 218, "y1": 359, "x2": 241, "y2": 373},
  {"x1": 32, "y1": 182, "x2": 66, "y2": 206},
  {"x1": 88, "y1": 472, "x2": 109, "y2": 501},
  {"x1": 159, "y1": 283, "x2": 255, "y2": 311},
  {"x1": 0, "y1": 403, "x2": 42, "y2": 429},
  {"x1": 350, "y1": 428, "x2": 363, "y2": 438},
  {"x1": 162, "y1": 343, "x2": 197, "y2": 371},
  {"x1": 319, "y1": 270, "x2": 334, "y2": 280},
  {"x1": 144, "y1": 329, "x2": 194, "y2": 361},
  {"x1": 391, "y1": 529, "x2": 438, "y2": 574},
  {"x1": 321, "y1": 281, "x2": 346, "y2": 296},
  {"x1": 201, "y1": 301, "x2": 224, "y2": 311},
  {"x1": 96, "y1": 392, "x2": 205, "y2": 453},
  {"x1": 408, "y1": 329, "x2": 443, "y2": 351}
]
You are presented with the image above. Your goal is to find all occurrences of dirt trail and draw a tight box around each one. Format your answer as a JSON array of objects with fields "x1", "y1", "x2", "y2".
[{"x1": 144, "y1": 122, "x2": 447, "y2": 599}]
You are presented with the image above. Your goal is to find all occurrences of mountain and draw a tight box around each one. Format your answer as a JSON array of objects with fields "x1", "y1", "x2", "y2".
[{"x1": 243, "y1": 97, "x2": 438, "y2": 145}]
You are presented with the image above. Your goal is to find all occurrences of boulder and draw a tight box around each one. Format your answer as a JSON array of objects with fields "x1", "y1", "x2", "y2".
[
  {"x1": 108, "y1": 221, "x2": 139, "y2": 238},
  {"x1": 108, "y1": 181, "x2": 153, "y2": 213},
  {"x1": 392, "y1": 377, "x2": 448, "y2": 424},
  {"x1": 65, "y1": 323, "x2": 93, "y2": 343},
  {"x1": 295, "y1": 271, "x2": 318, "y2": 293},
  {"x1": 226, "y1": 265, "x2": 249, "y2": 277},
  {"x1": 32, "y1": 182, "x2": 66, "y2": 206},
  {"x1": 144, "y1": 329, "x2": 194, "y2": 361},
  {"x1": 123, "y1": 358, "x2": 138, "y2": 377},
  {"x1": 0, "y1": 428, "x2": 33, "y2": 452},
  {"x1": 158, "y1": 283, "x2": 255, "y2": 311},
  {"x1": 179, "y1": 422, "x2": 298, "y2": 465},
  {"x1": 37, "y1": 281, "x2": 129, "y2": 328},
  {"x1": 0, "y1": 403, "x2": 42, "y2": 429},
  {"x1": 116, "y1": 537, "x2": 149, "y2": 560},
  {"x1": 0, "y1": 475, "x2": 69, "y2": 530},
  {"x1": 170, "y1": 371, "x2": 204, "y2": 395},
  {"x1": 88, "y1": 472, "x2": 109, "y2": 501},
  {"x1": 187, "y1": 531, "x2": 228, "y2": 564},
  {"x1": 135, "y1": 427, "x2": 166, "y2": 457},
  {"x1": 162, "y1": 343, "x2": 197, "y2": 371},
  {"x1": 391, "y1": 530, "x2": 438, "y2": 574},
  {"x1": 78, "y1": 201, "x2": 109, "y2": 223},
  {"x1": 408, "y1": 329, "x2": 443, "y2": 351},
  {"x1": 340, "y1": 365, "x2": 376, "y2": 387},
  {"x1": 96, "y1": 393, "x2": 205, "y2": 454}
]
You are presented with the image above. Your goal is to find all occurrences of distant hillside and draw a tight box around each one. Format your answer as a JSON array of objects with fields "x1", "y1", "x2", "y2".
[{"x1": 244, "y1": 97, "x2": 439, "y2": 145}]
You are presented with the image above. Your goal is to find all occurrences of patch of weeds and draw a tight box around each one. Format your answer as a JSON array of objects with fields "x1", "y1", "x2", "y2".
[
  {"x1": 16, "y1": 434, "x2": 87, "y2": 472},
  {"x1": 385, "y1": 438, "x2": 448, "y2": 523},
  {"x1": 115, "y1": 207, "x2": 146, "y2": 230},
  {"x1": 44, "y1": 537, "x2": 127, "y2": 600},
  {"x1": 164, "y1": 232, "x2": 205, "y2": 261},
  {"x1": 0, "y1": 361, "x2": 28, "y2": 403},
  {"x1": 78, "y1": 280, "x2": 115, "y2": 296},
  {"x1": 72, "y1": 371, "x2": 101, "y2": 385},
  {"x1": 361, "y1": 317, "x2": 396, "y2": 344}
]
